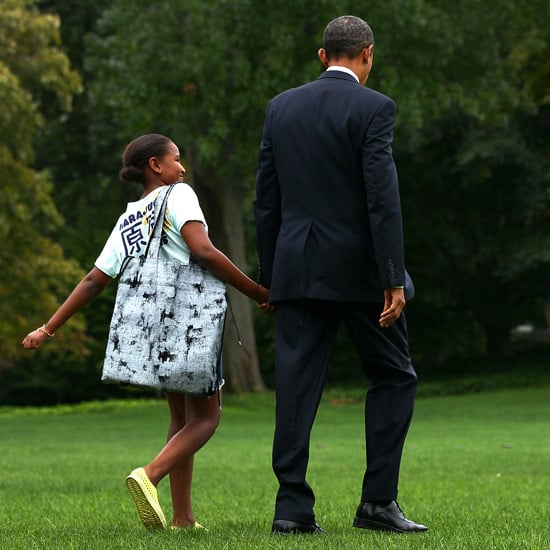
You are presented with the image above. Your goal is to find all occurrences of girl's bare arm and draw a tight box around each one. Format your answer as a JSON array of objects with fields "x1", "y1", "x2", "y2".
[
  {"x1": 181, "y1": 221, "x2": 269, "y2": 304},
  {"x1": 22, "y1": 267, "x2": 112, "y2": 349}
]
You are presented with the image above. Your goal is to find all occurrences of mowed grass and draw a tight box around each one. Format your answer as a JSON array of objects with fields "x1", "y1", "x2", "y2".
[{"x1": 0, "y1": 386, "x2": 549, "y2": 549}]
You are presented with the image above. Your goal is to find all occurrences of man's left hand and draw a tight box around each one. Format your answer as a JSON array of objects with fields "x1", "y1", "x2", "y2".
[{"x1": 379, "y1": 287, "x2": 405, "y2": 328}]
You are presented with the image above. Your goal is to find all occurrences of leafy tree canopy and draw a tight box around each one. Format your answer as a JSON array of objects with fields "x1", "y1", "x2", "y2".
[
  {"x1": 0, "y1": 0, "x2": 84, "y2": 364},
  {"x1": 4, "y1": 0, "x2": 548, "y2": 391}
]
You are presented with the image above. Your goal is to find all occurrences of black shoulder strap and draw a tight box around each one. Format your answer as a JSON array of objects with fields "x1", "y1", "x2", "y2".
[
  {"x1": 142, "y1": 184, "x2": 175, "y2": 260},
  {"x1": 118, "y1": 184, "x2": 175, "y2": 277}
]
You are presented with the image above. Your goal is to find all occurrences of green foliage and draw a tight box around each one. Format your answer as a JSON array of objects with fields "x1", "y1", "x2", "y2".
[
  {"x1": 4, "y1": 0, "x2": 550, "y2": 402},
  {"x1": 399, "y1": 107, "x2": 550, "y2": 358},
  {"x1": 0, "y1": 0, "x2": 81, "y2": 161},
  {"x1": 84, "y1": 0, "x2": 342, "y2": 181},
  {"x1": 324, "y1": 343, "x2": 550, "y2": 400},
  {"x1": 0, "y1": 0, "x2": 86, "y2": 367},
  {"x1": 1, "y1": 387, "x2": 549, "y2": 548},
  {"x1": 0, "y1": 63, "x2": 40, "y2": 165},
  {"x1": 378, "y1": 0, "x2": 550, "y2": 359},
  {"x1": 35, "y1": 0, "x2": 129, "y2": 263},
  {"x1": 0, "y1": 147, "x2": 85, "y2": 360}
]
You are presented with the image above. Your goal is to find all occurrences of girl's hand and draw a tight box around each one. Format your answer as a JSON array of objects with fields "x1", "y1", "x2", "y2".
[
  {"x1": 256, "y1": 285, "x2": 276, "y2": 315},
  {"x1": 257, "y1": 302, "x2": 276, "y2": 315},
  {"x1": 256, "y1": 284, "x2": 270, "y2": 305},
  {"x1": 22, "y1": 329, "x2": 51, "y2": 349}
]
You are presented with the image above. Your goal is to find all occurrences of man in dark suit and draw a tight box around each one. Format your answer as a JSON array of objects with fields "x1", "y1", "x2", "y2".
[{"x1": 254, "y1": 15, "x2": 428, "y2": 535}]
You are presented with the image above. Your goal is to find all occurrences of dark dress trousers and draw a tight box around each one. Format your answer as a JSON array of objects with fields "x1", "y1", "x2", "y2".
[{"x1": 255, "y1": 70, "x2": 418, "y2": 524}]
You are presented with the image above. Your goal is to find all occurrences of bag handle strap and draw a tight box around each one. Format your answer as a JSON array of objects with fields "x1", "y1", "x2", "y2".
[
  {"x1": 117, "y1": 184, "x2": 175, "y2": 277},
  {"x1": 143, "y1": 184, "x2": 175, "y2": 260}
]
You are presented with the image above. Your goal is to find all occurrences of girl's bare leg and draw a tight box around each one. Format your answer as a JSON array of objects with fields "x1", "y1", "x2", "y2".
[
  {"x1": 143, "y1": 391, "x2": 221, "y2": 527},
  {"x1": 165, "y1": 392, "x2": 194, "y2": 527}
]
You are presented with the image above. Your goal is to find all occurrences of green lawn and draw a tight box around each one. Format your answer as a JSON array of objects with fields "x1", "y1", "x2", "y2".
[{"x1": 0, "y1": 386, "x2": 549, "y2": 549}]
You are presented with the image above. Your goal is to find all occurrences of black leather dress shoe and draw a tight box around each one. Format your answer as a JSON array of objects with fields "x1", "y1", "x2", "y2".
[
  {"x1": 272, "y1": 519, "x2": 326, "y2": 535},
  {"x1": 353, "y1": 501, "x2": 428, "y2": 533}
]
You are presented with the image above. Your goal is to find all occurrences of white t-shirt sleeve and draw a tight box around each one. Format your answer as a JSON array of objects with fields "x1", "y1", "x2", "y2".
[
  {"x1": 165, "y1": 183, "x2": 207, "y2": 232},
  {"x1": 94, "y1": 214, "x2": 127, "y2": 278}
]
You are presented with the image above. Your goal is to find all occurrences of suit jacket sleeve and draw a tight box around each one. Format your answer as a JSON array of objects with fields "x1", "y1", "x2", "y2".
[
  {"x1": 363, "y1": 98, "x2": 406, "y2": 289},
  {"x1": 254, "y1": 103, "x2": 281, "y2": 289}
]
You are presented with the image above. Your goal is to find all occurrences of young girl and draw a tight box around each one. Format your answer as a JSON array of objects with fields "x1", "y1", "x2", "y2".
[{"x1": 22, "y1": 133, "x2": 270, "y2": 531}]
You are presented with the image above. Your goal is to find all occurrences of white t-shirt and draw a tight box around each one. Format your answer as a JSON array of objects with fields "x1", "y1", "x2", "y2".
[{"x1": 95, "y1": 183, "x2": 207, "y2": 278}]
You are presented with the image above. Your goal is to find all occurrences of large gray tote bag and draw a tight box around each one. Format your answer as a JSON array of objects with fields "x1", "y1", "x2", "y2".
[{"x1": 101, "y1": 185, "x2": 227, "y2": 396}]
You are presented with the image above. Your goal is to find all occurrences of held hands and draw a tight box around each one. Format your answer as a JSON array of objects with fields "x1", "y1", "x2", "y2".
[
  {"x1": 258, "y1": 302, "x2": 276, "y2": 315},
  {"x1": 256, "y1": 285, "x2": 276, "y2": 315},
  {"x1": 379, "y1": 287, "x2": 405, "y2": 328}
]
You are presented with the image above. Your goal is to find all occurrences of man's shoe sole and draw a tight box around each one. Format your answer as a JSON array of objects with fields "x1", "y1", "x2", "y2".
[
  {"x1": 272, "y1": 520, "x2": 326, "y2": 535},
  {"x1": 353, "y1": 516, "x2": 427, "y2": 534}
]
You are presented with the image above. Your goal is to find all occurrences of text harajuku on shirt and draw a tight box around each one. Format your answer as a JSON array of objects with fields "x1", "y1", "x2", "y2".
[{"x1": 95, "y1": 183, "x2": 207, "y2": 278}]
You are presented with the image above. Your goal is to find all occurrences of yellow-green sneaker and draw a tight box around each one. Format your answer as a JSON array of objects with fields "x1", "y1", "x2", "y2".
[{"x1": 125, "y1": 467, "x2": 167, "y2": 530}]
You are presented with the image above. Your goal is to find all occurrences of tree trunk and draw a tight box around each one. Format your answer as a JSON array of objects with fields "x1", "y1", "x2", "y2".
[{"x1": 187, "y1": 162, "x2": 267, "y2": 393}]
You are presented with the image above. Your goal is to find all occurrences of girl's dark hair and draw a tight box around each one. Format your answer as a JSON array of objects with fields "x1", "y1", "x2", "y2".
[{"x1": 119, "y1": 133, "x2": 173, "y2": 183}]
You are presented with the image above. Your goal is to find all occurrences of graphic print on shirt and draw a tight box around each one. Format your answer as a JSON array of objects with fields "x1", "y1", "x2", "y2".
[
  {"x1": 161, "y1": 205, "x2": 173, "y2": 246},
  {"x1": 118, "y1": 197, "x2": 158, "y2": 257}
]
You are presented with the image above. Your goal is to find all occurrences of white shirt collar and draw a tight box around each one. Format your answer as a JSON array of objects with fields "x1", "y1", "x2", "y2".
[{"x1": 326, "y1": 66, "x2": 359, "y2": 83}]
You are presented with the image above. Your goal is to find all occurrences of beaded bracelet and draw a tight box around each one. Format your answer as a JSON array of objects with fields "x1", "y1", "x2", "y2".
[{"x1": 37, "y1": 325, "x2": 55, "y2": 338}]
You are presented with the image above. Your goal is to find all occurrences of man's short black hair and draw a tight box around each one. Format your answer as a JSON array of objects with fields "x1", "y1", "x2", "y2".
[{"x1": 323, "y1": 15, "x2": 374, "y2": 60}]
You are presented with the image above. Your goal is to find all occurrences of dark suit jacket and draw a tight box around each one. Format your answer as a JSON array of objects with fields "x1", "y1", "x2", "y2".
[{"x1": 254, "y1": 69, "x2": 413, "y2": 304}]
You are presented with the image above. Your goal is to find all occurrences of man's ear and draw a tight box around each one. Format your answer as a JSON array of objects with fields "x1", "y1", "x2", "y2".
[
  {"x1": 318, "y1": 48, "x2": 329, "y2": 67},
  {"x1": 364, "y1": 44, "x2": 374, "y2": 61}
]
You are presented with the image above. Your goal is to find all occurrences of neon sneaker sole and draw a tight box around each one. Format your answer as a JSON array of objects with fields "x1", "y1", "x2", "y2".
[{"x1": 125, "y1": 467, "x2": 167, "y2": 530}]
